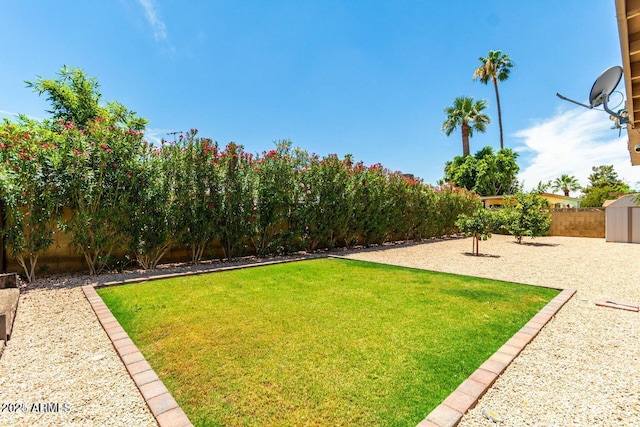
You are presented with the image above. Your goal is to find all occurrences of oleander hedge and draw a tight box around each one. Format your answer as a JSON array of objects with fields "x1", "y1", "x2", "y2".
[{"x1": 0, "y1": 118, "x2": 480, "y2": 280}]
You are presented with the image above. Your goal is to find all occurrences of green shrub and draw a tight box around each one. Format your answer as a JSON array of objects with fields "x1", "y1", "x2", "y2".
[
  {"x1": 219, "y1": 142, "x2": 255, "y2": 260},
  {"x1": 496, "y1": 192, "x2": 551, "y2": 243},
  {"x1": 1, "y1": 121, "x2": 484, "y2": 273},
  {"x1": 0, "y1": 118, "x2": 62, "y2": 281},
  {"x1": 169, "y1": 131, "x2": 224, "y2": 263},
  {"x1": 57, "y1": 118, "x2": 143, "y2": 275}
]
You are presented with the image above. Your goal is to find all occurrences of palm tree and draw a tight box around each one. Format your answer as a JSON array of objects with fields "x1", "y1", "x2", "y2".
[
  {"x1": 442, "y1": 96, "x2": 490, "y2": 156},
  {"x1": 552, "y1": 174, "x2": 580, "y2": 196},
  {"x1": 473, "y1": 50, "x2": 514, "y2": 150}
]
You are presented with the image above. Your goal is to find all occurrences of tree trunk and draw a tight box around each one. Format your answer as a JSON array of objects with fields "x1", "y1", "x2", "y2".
[
  {"x1": 564, "y1": 189, "x2": 569, "y2": 197},
  {"x1": 493, "y1": 78, "x2": 504, "y2": 150},
  {"x1": 461, "y1": 123, "x2": 470, "y2": 156}
]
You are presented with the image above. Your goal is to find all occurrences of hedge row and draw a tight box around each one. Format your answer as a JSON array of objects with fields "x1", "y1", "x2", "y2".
[{"x1": 0, "y1": 118, "x2": 480, "y2": 280}]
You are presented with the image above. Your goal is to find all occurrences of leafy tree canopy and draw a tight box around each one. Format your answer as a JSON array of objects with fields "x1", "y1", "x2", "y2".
[
  {"x1": 532, "y1": 180, "x2": 551, "y2": 194},
  {"x1": 26, "y1": 65, "x2": 148, "y2": 131},
  {"x1": 443, "y1": 146, "x2": 519, "y2": 196},
  {"x1": 587, "y1": 165, "x2": 626, "y2": 188},
  {"x1": 581, "y1": 165, "x2": 631, "y2": 207}
]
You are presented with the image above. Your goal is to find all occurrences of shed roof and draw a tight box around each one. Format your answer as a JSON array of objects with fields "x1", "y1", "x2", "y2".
[{"x1": 604, "y1": 193, "x2": 640, "y2": 208}]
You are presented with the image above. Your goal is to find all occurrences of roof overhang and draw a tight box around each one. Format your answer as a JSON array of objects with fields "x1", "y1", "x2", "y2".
[{"x1": 615, "y1": 0, "x2": 640, "y2": 165}]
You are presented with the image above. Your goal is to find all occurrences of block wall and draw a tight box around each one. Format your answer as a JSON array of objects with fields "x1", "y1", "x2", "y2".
[{"x1": 549, "y1": 209, "x2": 605, "y2": 238}]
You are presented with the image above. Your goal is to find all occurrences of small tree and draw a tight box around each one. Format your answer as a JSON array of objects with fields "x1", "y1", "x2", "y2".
[
  {"x1": 456, "y1": 208, "x2": 494, "y2": 256},
  {"x1": 498, "y1": 192, "x2": 551, "y2": 243}
]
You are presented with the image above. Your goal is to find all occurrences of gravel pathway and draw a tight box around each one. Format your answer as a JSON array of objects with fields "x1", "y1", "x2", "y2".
[
  {"x1": 0, "y1": 237, "x2": 637, "y2": 426},
  {"x1": 0, "y1": 255, "x2": 312, "y2": 427},
  {"x1": 344, "y1": 235, "x2": 640, "y2": 427}
]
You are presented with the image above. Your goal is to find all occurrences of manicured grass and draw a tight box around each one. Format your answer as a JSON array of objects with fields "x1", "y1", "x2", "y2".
[{"x1": 98, "y1": 258, "x2": 558, "y2": 427}]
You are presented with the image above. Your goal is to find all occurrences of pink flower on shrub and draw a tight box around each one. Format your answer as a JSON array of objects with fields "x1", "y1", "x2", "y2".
[{"x1": 306, "y1": 190, "x2": 311, "y2": 194}]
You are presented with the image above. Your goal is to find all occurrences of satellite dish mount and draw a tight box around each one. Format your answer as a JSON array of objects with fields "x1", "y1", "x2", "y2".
[{"x1": 556, "y1": 65, "x2": 628, "y2": 125}]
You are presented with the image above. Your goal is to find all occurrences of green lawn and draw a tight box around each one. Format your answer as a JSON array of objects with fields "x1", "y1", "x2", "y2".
[{"x1": 98, "y1": 258, "x2": 558, "y2": 427}]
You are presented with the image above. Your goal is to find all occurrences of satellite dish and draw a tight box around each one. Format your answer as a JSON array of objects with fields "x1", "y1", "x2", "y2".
[
  {"x1": 589, "y1": 66, "x2": 623, "y2": 108},
  {"x1": 556, "y1": 65, "x2": 628, "y2": 125}
]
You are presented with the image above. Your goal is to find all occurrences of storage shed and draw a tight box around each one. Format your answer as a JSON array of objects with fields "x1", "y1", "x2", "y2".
[{"x1": 604, "y1": 194, "x2": 640, "y2": 243}]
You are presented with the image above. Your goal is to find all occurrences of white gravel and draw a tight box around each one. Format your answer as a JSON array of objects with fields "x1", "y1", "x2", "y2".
[
  {"x1": 0, "y1": 286, "x2": 157, "y2": 427},
  {"x1": 343, "y1": 235, "x2": 640, "y2": 427},
  {"x1": 0, "y1": 237, "x2": 638, "y2": 426}
]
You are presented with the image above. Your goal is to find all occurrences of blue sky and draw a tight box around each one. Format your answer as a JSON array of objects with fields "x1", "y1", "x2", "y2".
[{"x1": 2, "y1": 0, "x2": 639, "y2": 191}]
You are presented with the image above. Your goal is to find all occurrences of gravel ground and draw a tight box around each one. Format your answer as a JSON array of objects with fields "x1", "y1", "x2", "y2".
[
  {"x1": 0, "y1": 236, "x2": 638, "y2": 426},
  {"x1": 0, "y1": 254, "x2": 313, "y2": 427},
  {"x1": 343, "y1": 235, "x2": 640, "y2": 427}
]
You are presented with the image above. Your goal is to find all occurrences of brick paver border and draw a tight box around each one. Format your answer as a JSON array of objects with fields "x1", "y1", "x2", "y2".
[
  {"x1": 82, "y1": 256, "x2": 317, "y2": 427},
  {"x1": 416, "y1": 288, "x2": 576, "y2": 427},
  {"x1": 83, "y1": 285, "x2": 192, "y2": 427},
  {"x1": 82, "y1": 256, "x2": 575, "y2": 427}
]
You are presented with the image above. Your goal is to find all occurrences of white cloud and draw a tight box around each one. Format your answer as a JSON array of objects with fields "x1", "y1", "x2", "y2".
[
  {"x1": 0, "y1": 110, "x2": 44, "y2": 121},
  {"x1": 137, "y1": 0, "x2": 168, "y2": 42},
  {"x1": 0, "y1": 110, "x2": 18, "y2": 118},
  {"x1": 515, "y1": 107, "x2": 640, "y2": 191}
]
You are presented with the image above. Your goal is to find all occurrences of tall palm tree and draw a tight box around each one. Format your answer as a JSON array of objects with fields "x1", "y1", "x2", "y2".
[
  {"x1": 552, "y1": 174, "x2": 580, "y2": 196},
  {"x1": 473, "y1": 50, "x2": 514, "y2": 150},
  {"x1": 442, "y1": 96, "x2": 490, "y2": 157}
]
